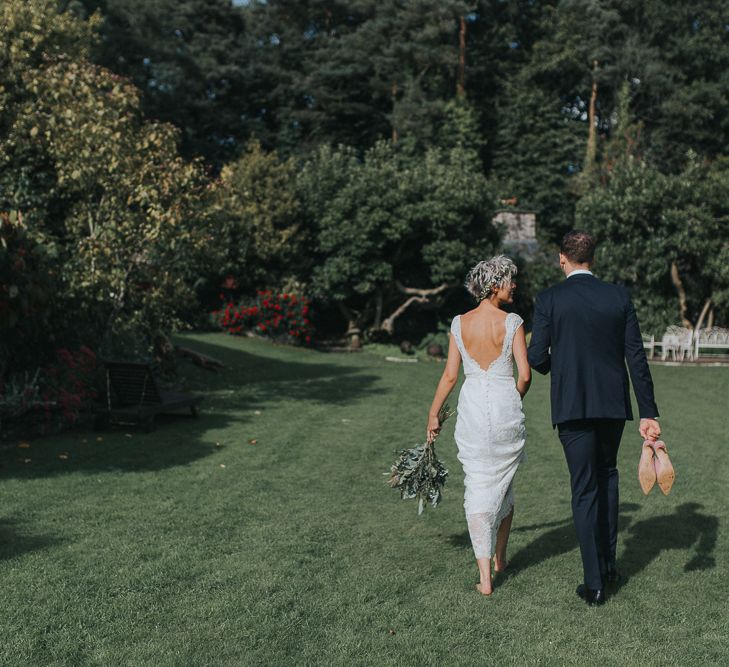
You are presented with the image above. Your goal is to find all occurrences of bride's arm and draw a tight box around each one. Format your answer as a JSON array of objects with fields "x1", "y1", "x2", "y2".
[
  {"x1": 513, "y1": 326, "x2": 532, "y2": 398},
  {"x1": 426, "y1": 334, "x2": 461, "y2": 442}
]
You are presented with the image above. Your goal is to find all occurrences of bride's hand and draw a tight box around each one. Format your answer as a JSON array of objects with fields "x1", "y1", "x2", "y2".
[{"x1": 426, "y1": 414, "x2": 441, "y2": 443}]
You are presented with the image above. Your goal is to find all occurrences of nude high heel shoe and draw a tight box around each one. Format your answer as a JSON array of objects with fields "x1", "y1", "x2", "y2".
[
  {"x1": 651, "y1": 440, "x2": 675, "y2": 495},
  {"x1": 638, "y1": 439, "x2": 657, "y2": 495}
]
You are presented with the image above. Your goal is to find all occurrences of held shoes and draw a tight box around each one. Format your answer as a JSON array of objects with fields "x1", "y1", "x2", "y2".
[
  {"x1": 637, "y1": 439, "x2": 675, "y2": 496},
  {"x1": 652, "y1": 441, "x2": 676, "y2": 495},
  {"x1": 638, "y1": 440, "x2": 657, "y2": 494}
]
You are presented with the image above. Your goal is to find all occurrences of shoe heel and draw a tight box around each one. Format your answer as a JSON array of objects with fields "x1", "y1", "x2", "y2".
[
  {"x1": 651, "y1": 440, "x2": 675, "y2": 495},
  {"x1": 638, "y1": 440, "x2": 657, "y2": 495}
]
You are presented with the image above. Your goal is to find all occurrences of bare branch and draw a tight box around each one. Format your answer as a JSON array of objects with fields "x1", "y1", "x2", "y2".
[
  {"x1": 394, "y1": 281, "x2": 451, "y2": 297},
  {"x1": 381, "y1": 282, "x2": 454, "y2": 335},
  {"x1": 381, "y1": 295, "x2": 428, "y2": 335}
]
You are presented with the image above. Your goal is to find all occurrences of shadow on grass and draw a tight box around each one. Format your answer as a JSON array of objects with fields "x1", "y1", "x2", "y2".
[
  {"x1": 446, "y1": 501, "x2": 718, "y2": 585},
  {"x1": 0, "y1": 410, "x2": 238, "y2": 480},
  {"x1": 177, "y1": 336, "x2": 382, "y2": 408},
  {"x1": 446, "y1": 503, "x2": 643, "y2": 577},
  {"x1": 621, "y1": 502, "x2": 718, "y2": 581},
  {"x1": 0, "y1": 517, "x2": 61, "y2": 560},
  {"x1": 445, "y1": 518, "x2": 577, "y2": 561},
  {"x1": 1, "y1": 336, "x2": 382, "y2": 480}
]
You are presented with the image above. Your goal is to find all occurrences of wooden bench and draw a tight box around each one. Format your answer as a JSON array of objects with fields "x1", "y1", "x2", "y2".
[{"x1": 95, "y1": 361, "x2": 203, "y2": 432}]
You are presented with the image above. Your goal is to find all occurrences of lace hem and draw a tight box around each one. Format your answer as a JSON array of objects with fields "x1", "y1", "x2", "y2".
[{"x1": 465, "y1": 485, "x2": 515, "y2": 559}]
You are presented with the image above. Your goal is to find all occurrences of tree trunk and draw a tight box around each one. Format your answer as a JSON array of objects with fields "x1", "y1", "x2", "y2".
[
  {"x1": 670, "y1": 261, "x2": 693, "y2": 328},
  {"x1": 336, "y1": 301, "x2": 362, "y2": 349},
  {"x1": 456, "y1": 16, "x2": 466, "y2": 98},
  {"x1": 585, "y1": 60, "x2": 599, "y2": 169},
  {"x1": 707, "y1": 306, "x2": 715, "y2": 330},
  {"x1": 694, "y1": 298, "x2": 712, "y2": 333},
  {"x1": 380, "y1": 296, "x2": 427, "y2": 335},
  {"x1": 374, "y1": 288, "x2": 383, "y2": 329},
  {"x1": 391, "y1": 81, "x2": 399, "y2": 144}
]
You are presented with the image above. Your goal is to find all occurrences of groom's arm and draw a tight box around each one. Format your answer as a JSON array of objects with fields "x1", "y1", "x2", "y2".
[
  {"x1": 623, "y1": 292, "x2": 659, "y2": 419},
  {"x1": 527, "y1": 291, "x2": 551, "y2": 375}
]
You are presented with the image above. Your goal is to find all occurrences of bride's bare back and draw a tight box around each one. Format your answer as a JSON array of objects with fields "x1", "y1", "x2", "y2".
[{"x1": 459, "y1": 307, "x2": 508, "y2": 370}]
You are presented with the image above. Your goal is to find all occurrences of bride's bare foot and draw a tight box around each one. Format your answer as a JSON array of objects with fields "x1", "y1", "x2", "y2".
[
  {"x1": 475, "y1": 581, "x2": 493, "y2": 596},
  {"x1": 475, "y1": 556, "x2": 493, "y2": 595}
]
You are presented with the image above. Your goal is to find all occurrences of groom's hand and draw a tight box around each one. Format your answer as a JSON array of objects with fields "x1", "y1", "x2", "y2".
[{"x1": 639, "y1": 418, "x2": 661, "y2": 441}]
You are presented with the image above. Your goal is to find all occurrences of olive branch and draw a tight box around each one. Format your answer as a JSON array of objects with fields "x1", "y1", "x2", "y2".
[{"x1": 386, "y1": 404, "x2": 454, "y2": 515}]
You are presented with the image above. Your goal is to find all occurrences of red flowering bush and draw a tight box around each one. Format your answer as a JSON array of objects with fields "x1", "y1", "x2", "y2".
[
  {"x1": 0, "y1": 346, "x2": 99, "y2": 437},
  {"x1": 213, "y1": 290, "x2": 314, "y2": 345},
  {"x1": 39, "y1": 347, "x2": 99, "y2": 431}
]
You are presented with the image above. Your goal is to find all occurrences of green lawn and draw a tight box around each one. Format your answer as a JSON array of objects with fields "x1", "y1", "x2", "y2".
[{"x1": 1, "y1": 333, "x2": 727, "y2": 666}]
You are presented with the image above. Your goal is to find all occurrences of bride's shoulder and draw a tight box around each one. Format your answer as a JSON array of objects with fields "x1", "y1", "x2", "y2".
[{"x1": 507, "y1": 311, "x2": 525, "y2": 328}]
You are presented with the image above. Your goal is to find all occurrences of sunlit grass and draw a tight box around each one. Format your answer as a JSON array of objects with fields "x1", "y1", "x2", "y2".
[{"x1": 1, "y1": 333, "x2": 727, "y2": 665}]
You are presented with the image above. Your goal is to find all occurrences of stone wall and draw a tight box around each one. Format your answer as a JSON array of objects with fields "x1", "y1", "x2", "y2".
[{"x1": 492, "y1": 209, "x2": 537, "y2": 255}]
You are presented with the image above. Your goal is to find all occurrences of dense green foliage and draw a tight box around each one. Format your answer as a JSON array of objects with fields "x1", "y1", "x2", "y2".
[
  {"x1": 1, "y1": 1, "x2": 221, "y2": 375},
  {"x1": 577, "y1": 155, "x2": 729, "y2": 334},
  {"x1": 63, "y1": 0, "x2": 256, "y2": 165},
  {"x1": 57, "y1": 0, "x2": 728, "y2": 333},
  {"x1": 1, "y1": 334, "x2": 726, "y2": 663},
  {"x1": 2, "y1": 0, "x2": 729, "y2": 390},
  {"x1": 298, "y1": 132, "x2": 499, "y2": 338},
  {"x1": 210, "y1": 140, "x2": 302, "y2": 294}
]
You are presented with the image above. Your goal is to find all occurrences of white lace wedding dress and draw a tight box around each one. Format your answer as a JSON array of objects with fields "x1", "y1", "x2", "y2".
[{"x1": 450, "y1": 312, "x2": 527, "y2": 559}]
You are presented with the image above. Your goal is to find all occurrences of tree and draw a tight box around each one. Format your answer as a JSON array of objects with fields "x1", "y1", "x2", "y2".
[
  {"x1": 211, "y1": 140, "x2": 302, "y2": 292},
  {"x1": 576, "y1": 155, "x2": 729, "y2": 334},
  {"x1": 1, "y1": 0, "x2": 221, "y2": 364},
  {"x1": 243, "y1": 0, "x2": 475, "y2": 153},
  {"x1": 619, "y1": 0, "x2": 729, "y2": 171},
  {"x1": 66, "y1": 0, "x2": 257, "y2": 167},
  {"x1": 298, "y1": 137, "x2": 499, "y2": 344}
]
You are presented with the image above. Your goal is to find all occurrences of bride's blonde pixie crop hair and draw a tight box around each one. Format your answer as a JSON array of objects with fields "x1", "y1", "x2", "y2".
[{"x1": 465, "y1": 255, "x2": 517, "y2": 302}]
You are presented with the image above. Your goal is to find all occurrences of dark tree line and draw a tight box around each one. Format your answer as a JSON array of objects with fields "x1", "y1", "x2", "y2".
[
  {"x1": 62, "y1": 0, "x2": 728, "y2": 241},
  {"x1": 6, "y1": 0, "x2": 727, "y2": 343}
]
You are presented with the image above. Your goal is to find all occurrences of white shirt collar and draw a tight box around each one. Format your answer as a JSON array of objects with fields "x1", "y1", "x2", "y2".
[{"x1": 566, "y1": 269, "x2": 593, "y2": 278}]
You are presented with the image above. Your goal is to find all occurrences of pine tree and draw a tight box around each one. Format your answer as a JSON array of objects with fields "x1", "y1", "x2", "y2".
[{"x1": 70, "y1": 0, "x2": 257, "y2": 166}]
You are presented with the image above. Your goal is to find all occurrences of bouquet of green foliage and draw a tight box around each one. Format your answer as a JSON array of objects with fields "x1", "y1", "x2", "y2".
[{"x1": 387, "y1": 405, "x2": 454, "y2": 515}]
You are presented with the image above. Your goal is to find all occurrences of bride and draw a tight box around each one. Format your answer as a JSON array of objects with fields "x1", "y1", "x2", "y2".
[{"x1": 426, "y1": 255, "x2": 530, "y2": 596}]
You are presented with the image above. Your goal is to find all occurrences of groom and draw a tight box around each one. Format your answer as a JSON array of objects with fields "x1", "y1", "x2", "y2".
[{"x1": 528, "y1": 230, "x2": 660, "y2": 606}]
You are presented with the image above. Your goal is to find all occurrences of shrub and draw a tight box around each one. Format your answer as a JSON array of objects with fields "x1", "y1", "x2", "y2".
[
  {"x1": 40, "y1": 346, "x2": 98, "y2": 431},
  {"x1": 1, "y1": 2, "x2": 223, "y2": 373},
  {"x1": 0, "y1": 346, "x2": 98, "y2": 438},
  {"x1": 213, "y1": 290, "x2": 314, "y2": 345}
]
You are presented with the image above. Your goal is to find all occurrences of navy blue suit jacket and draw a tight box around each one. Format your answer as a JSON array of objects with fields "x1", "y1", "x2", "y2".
[{"x1": 527, "y1": 273, "x2": 659, "y2": 426}]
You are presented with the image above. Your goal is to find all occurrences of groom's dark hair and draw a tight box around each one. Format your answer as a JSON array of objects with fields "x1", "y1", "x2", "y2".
[{"x1": 560, "y1": 230, "x2": 596, "y2": 264}]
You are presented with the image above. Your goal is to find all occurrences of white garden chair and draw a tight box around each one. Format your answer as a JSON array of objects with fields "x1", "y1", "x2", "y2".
[
  {"x1": 661, "y1": 326, "x2": 693, "y2": 361},
  {"x1": 642, "y1": 334, "x2": 659, "y2": 359}
]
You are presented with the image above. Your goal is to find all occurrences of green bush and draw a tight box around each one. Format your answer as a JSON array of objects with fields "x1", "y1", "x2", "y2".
[
  {"x1": 298, "y1": 139, "x2": 500, "y2": 341},
  {"x1": 1, "y1": 1, "x2": 222, "y2": 370},
  {"x1": 577, "y1": 155, "x2": 729, "y2": 335}
]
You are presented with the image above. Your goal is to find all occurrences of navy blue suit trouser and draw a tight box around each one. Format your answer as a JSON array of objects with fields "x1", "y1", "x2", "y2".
[{"x1": 557, "y1": 419, "x2": 626, "y2": 590}]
